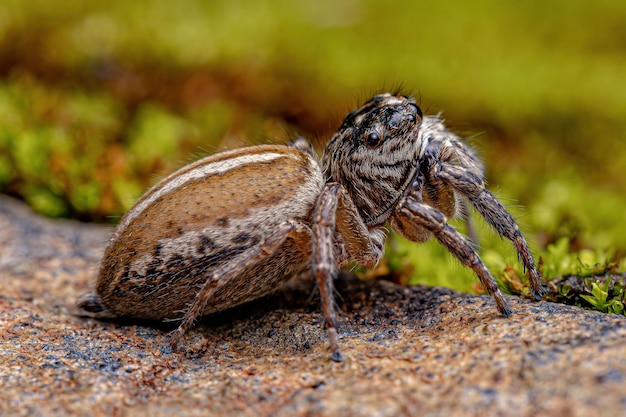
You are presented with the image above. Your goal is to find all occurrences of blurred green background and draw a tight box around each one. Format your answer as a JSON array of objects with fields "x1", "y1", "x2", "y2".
[{"x1": 1, "y1": 0, "x2": 625, "y2": 292}]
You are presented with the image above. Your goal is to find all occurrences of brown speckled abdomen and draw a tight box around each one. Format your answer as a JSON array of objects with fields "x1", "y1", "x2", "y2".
[{"x1": 95, "y1": 145, "x2": 325, "y2": 321}]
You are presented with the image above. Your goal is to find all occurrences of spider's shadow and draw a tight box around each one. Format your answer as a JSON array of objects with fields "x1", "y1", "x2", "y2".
[{"x1": 91, "y1": 273, "x2": 326, "y2": 333}]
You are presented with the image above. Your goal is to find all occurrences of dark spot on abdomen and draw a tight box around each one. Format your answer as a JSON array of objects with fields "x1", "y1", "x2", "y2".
[
  {"x1": 233, "y1": 232, "x2": 251, "y2": 243},
  {"x1": 198, "y1": 235, "x2": 215, "y2": 253}
]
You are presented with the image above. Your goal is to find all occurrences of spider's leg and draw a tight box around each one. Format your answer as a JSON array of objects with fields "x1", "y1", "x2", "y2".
[
  {"x1": 311, "y1": 183, "x2": 388, "y2": 362},
  {"x1": 395, "y1": 196, "x2": 513, "y2": 317},
  {"x1": 169, "y1": 220, "x2": 310, "y2": 349},
  {"x1": 459, "y1": 199, "x2": 480, "y2": 246},
  {"x1": 312, "y1": 183, "x2": 343, "y2": 362},
  {"x1": 436, "y1": 163, "x2": 546, "y2": 299},
  {"x1": 286, "y1": 136, "x2": 316, "y2": 156}
]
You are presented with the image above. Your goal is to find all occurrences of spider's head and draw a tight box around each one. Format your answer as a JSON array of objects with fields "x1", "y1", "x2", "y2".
[{"x1": 322, "y1": 93, "x2": 424, "y2": 226}]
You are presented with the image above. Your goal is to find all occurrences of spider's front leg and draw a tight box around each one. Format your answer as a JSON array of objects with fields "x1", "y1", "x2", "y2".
[
  {"x1": 312, "y1": 183, "x2": 387, "y2": 362},
  {"x1": 433, "y1": 160, "x2": 546, "y2": 299},
  {"x1": 392, "y1": 187, "x2": 513, "y2": 317}
]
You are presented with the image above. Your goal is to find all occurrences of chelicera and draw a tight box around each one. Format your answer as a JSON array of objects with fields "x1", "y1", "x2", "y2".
[{"x1": 77, "y1": 93, "x2": 545, "y2": 361}]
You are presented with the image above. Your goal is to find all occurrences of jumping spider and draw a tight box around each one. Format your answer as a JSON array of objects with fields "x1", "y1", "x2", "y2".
[{"x1": 78, "y1": 93, "x2": 545, "y2": 361}]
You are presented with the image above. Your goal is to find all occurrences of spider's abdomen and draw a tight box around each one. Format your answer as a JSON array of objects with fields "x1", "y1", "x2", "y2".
[{"x1": 93, "y1": 145, "x2": 324, "y2": 321}]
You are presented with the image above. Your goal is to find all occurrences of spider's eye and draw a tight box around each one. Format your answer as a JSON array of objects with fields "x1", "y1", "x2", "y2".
[
  {"x1": 409, "y1": 103, "x2": 423, "y2": 120},
  {"x1": 366, "y1": 132, "x2": 381, "y2": 148}
]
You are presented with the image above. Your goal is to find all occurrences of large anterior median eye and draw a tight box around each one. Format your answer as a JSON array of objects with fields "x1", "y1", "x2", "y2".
[{"x1": 366, "y1": 132, "x2": 381, "y2": 148}]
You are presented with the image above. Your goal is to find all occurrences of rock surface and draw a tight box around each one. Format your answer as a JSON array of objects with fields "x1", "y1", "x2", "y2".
[{"x1": 1, "y1": 194, "x2": 626, "y2": 417}]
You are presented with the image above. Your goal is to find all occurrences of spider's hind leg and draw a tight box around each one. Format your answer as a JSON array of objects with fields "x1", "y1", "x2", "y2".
[{"x1": 169, "y1": 220, "x2": 312, "y2": 350}]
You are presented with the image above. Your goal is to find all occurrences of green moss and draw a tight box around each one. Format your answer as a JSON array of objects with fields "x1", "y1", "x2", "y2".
[
  {"x1": 580, "y1": 280, "x2": 624, "y2": 315},
  {"x1": 126, "y1": 105, "x2": 192, "y2": 166}
]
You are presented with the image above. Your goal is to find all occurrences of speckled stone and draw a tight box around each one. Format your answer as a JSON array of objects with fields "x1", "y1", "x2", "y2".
[{"x1": 1, "y1": 195, "x2": 625, "y2": 417}]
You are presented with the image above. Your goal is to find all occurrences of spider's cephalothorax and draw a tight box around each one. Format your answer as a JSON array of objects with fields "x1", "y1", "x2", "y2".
[
  {"x1": 77, "y1": 93, "x2": 545, "y2": 362},
  {"x1": 323, "y1": 93, "x2": 544, "y2": 321},
  {"x1": 322, "y1": 94, "x2": 425, "y2": 226}
]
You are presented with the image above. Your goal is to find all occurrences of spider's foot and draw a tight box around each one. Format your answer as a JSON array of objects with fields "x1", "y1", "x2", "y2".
[
  {"x1": 168, "y1": 327, "x2": 184, "y2": 351},
  {"x1": 330, "y1": 349, "x2": 344, "y2": 362},
  {"x1": 529, "y1": 283, "x2": 548, "y2": 301},
  {"x1": 500, "y1": 304, "x2": 514, "y2": 318},
  {"x1": 327, "y1": 327, "x2": 344, "y2": 362},
  {"x1": 494, "y1": 291, "x2": 514, "y2": 318},
  {"x1": 529, "y1": 270, "x2": 548, "y2": 300}
]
